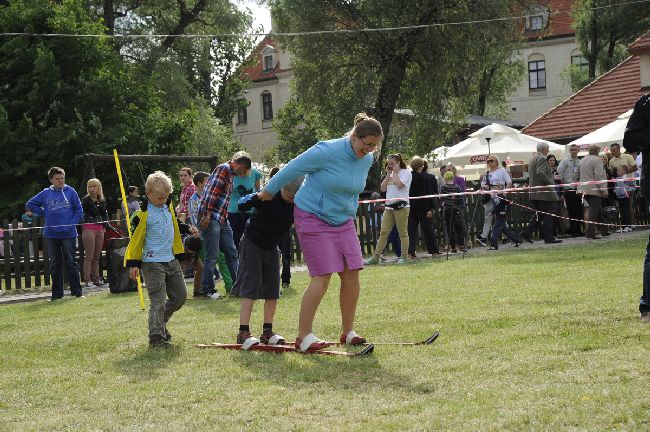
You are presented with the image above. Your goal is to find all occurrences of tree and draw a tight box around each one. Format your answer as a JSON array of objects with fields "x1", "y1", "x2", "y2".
[
  {"x1": 0, "y1": 0, "x2": 242, "y2": 219},
  {"x1": 267, "y1": 0, "x2": 525, "y2": 183},
  {"x1": 572, "y1": 0, "x2": 650, "y2": 81}
]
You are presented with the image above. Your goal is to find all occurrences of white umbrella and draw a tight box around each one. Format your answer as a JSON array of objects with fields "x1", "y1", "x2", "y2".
[
  {"x1": 569, "y1": 109, "x2": 633, "y2": 150},
  {"x1": 444, "y1": 123, "x2": 565, "y2": 167}
]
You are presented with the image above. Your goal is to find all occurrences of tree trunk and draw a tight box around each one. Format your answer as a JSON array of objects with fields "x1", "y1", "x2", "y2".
[
  {"x1": 588, "y1": 8, "x2": 598, "y2": 80},
  {"x1": 477, "y1": 66, "x2": 497, "y2": 116},
  {"x1": 103, "y1": 0, "x2": 115, "y2": 36}
]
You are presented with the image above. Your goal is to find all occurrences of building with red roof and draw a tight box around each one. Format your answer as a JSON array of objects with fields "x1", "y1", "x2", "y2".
[{"x1": 523, "y1": 31, "x2": 650, "y2": 143}]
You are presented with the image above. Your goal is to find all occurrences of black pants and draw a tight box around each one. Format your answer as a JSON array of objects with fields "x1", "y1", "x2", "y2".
[
  {"x1": 522, "y1": 200, "x2": 557, "y2": 242},
  {"x1": 277, "y1": 230, "x2": 291, "y2": 285},
  {"x1": 564, "y1": 190, "x2": 583, "y2": 235},
  {"x1": 228, "y1": 212, "x2": 251, "y2": 250},
  {"x1": 491, "y1": 215, "x2": 521, "y2": 248},
  {"x1": 442, "y1": 207, "x2": 466, "y2": 249},
  {"x1": 407, "y1": 209, "x2": 439, "y2": 255}
]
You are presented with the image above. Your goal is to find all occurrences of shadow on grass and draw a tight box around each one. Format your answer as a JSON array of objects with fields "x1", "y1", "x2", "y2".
[
  {"x1": 230, "y1": 348, "x2": 432, "y2": 394},
  {"x1": 113, "y1": 345, "x2": 182, "y2": 382}
]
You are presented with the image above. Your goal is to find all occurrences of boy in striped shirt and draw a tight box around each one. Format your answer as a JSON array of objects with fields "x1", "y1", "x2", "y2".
[{"x1": 126, "y1": 171, "x2": 186, "y2": 348}]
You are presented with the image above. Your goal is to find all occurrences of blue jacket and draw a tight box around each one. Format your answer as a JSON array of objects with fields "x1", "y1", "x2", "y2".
[
  {"x1": 27, "y1": 185, "x2": 83, "y2": 239},
  {"x1": 264, "y1": 136, "x2": 374, "y2": 226}
]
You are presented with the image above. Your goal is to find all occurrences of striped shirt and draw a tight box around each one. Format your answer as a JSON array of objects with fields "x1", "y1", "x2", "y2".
[
  {"x1": 198, "y1": 162, "x2": 234, "y2": 224},
  {"x1": 142, "y1": 203, "x2": 175, "y2": 263},
  {"x1": 440, "y1": 183, "x2": 465, "y2": 209}
]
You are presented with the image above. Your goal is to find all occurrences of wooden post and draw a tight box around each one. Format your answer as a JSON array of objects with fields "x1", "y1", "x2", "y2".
[
  {"x1": 1, "y1": 220, "x2": 9, "y2": 290},
  {"x1": 11, "y1": 220, "x2": 21, "y2": 290},
  {"x1": 22, "y1": 222, "x2": 31, "y2": 289}
]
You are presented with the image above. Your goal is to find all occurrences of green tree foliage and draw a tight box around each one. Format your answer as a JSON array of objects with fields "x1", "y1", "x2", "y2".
[
  {"x1": 0, "y1": 0, "x2": 252, "y2": 219},
  {"x1": 572, "y1": 0, "x2": 650, "y2": 81},
  {"x1": 267, "y1": 0, "x2": 525, "y2": 181}
]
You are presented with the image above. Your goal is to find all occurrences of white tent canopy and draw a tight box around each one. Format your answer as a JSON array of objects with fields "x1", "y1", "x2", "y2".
[
  {"x1": 443, "y1": 123, "x2": 565, "y2": 167},
  {"x1": 569, "y1": 109, "x2": 633, "y2": 149}
]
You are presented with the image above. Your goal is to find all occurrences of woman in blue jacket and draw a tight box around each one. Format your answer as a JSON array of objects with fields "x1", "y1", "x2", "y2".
[{"x1": 260, "y1": 113, "x2": 383, "y2": 352}]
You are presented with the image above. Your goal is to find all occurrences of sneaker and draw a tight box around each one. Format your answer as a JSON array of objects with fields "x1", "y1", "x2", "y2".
[
  {"x1": 163, "y1": 326, "x2": 172, "y2": 342},
  {"x1": 281, "y1": 282, "x2": 290, "y2": 289},
  {"x1": 397, "y1": 257, "x2": 406, "y2": 264},
  {"x1": 260, "y1": 330, "x2": 285, "y2": 345},
  {"x1": 487, "y1": 246, "x2": 498, "y2": 250},
  {"x1": 84, "y1": 282, "x2": 97, "y2": 289},
  {"x1": 364, "y1": 256, "x2": 379, "y2": 265},
  {"x1": 476, "y1": 236, "x2": 487, "y2": 247},
  {"x1": 339, "y1": 331, "x2": 366, "y2": 345},
  {"x1": 207, "y1": 292, "x2": 221, "y2": 300},
  {"x1": 624, "y1": 227, "x2": 633, "y2": 232},
  {"x1": 149, "y1": 335, "x2": 171, "y2": 349}
]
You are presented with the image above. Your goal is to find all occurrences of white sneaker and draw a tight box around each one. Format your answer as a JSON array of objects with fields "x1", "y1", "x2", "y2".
[
  {"x1": 208, "y1": 292, "x2": 221, "y2": 300},
  {"x1": 624, "y1": 227, "x2": 633, "y2": 232},
  {"x1": 84, "y1": 282, "x2": 97, "y2": 289}
]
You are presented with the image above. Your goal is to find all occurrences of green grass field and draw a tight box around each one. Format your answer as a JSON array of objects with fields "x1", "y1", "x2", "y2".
[{"x1": 1, "y1": 237, "x2": 649, "y2": 431}]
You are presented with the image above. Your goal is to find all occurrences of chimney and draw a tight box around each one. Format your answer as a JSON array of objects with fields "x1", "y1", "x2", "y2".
[{"x1": 628, "y1": 31, "x2": 650, "y2": 90}]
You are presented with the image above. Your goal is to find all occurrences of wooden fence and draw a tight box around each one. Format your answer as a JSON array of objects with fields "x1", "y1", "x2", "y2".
[{"x1": 2, "y1": 192, "x2": 648, "y2": 291}]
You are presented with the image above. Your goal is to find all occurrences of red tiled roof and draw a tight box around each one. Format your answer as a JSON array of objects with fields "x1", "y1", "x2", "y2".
[
  {"x1": 628, "y1": 30, "x2": 650, "y2": 55},
  {"x1": 241, "y1": 36, "x2": 289, "y2": 82},
  {"x1": 523, "y1": 56, "x2": 645, "y2": 141},
  {"x1": 522, "y1": 0, "x2": 575, "y2": 40}
]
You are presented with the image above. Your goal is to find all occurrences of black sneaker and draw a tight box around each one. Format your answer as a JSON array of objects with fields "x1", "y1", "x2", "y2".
[
  {"x1": 163, "y1": 326, "x2": 172, "y2": 342},
  {"x1": 149, "y1": 335, "x2": 171, "y2": 348},
  {"x1": 476, "y1": 236, "x2": 487, "y2": 247}
]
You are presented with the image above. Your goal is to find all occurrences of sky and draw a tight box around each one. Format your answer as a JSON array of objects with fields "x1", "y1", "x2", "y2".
[{"x1": 238, "y1": 0, "x2": 272, "y2": 33}]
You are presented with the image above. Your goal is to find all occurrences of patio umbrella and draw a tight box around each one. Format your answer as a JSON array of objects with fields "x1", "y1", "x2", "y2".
[
  {"x1": 444, "y1": 123, "x2": 565, "y2": 167},
  {"x1": 569, "y1": 109, "x2": 633, "y2": 149}
]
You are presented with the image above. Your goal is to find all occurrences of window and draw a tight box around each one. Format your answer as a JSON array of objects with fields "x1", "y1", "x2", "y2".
[
  {"x1": 571, "y1": 54, "x2": 588, "y2": 70},
  {"x1": 237, "y1": 106, "x2": 247, "y2": 124},
  {"x1": 529, "y1": 60, "x2": 546, "y2": 90},
  {"x1": 263, "y1": 55, "x2": 274, "y2": 72},
  {"x1": 528, "y1": 15, "x2": 543, "y2": 31},
  {"x1": 262, "y1": 93, "x2": 273, "y2": 120}
]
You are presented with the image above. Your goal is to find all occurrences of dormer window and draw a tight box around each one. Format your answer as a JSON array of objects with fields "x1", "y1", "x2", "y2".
[
  {"x1": 263, "y1": 55, "x2": 274, "y2": 72},
  {"x1": 261, "y1": 45, "x2": 277, "y2": 72},
  {"x1": 525, "y1": 5, "x2": 549, "y2": 33},
  {"x1": 528, "y1": 15, "x2": 543, "y2": 31}
]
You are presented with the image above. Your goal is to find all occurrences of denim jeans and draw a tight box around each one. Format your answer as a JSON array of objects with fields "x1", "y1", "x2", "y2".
[
  {"x1": 201, "y1": 219, "x2": 238, "y2": 294},
  {"x1": 491, "y1": 215, "x2": 521, "y2": 248},
  {"x1": 641, "y1": 218, "x2": 650, "y2": 314},
  {"x1": 46, "y1": 237, "x2": 82, "y2": 299}
]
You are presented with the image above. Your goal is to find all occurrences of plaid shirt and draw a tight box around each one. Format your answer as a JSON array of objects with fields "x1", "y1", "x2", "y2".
[
  {"x1": 198, "y1": 162, "x2": 234, "y2": 224},
  {"x1": 178, "y1": 181, "x2": 197, "y2": 214}
]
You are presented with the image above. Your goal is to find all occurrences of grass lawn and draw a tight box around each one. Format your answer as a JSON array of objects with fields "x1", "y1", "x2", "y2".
[{"x1": 1, "y1": 237, "x2": 649, "y2": 431}]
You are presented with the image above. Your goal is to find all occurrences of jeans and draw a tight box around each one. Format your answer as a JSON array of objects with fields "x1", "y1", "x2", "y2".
[
  {"x1": 46, "y1": 237, "x2": 82, "y2": 299},
  {"x1": 642, "y1": 222, "x2": 650, "y2": 313},
  {"x1": 201, "y1": 219, "x2": 238, "y2": 295},
  {"x1": 491, "y1": 215, "x2": 521, "y2": 247}
]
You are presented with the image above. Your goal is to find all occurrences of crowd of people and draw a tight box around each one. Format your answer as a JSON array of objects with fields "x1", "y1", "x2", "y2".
[{"x1": 24, "y1": 99, "x2": 650, "y2": 347}]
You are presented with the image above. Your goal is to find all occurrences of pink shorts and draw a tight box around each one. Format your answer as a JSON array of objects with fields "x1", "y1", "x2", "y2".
[{"x1": 294, "y1": 207, "x2": 364, "y2": 277}]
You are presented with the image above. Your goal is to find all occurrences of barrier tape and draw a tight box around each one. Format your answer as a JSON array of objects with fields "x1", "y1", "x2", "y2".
[
  {"x1": 0, "y1": 218, "x2": 126, "y2": 233},
  {"x1": 5, "y1": 177, "x2": 641, "y2": 232}
]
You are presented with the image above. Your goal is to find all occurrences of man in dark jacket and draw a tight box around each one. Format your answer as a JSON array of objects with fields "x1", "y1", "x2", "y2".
[
  {"x1": 623, "y1": 92, "x2": 650, "y2": 321},
  {"x1": 407, "y1": 157, "x2": 441, "y2": 257}
]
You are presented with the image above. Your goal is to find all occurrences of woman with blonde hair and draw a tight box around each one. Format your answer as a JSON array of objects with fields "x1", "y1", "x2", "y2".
[{"x1": 81, "y1": 178, "x2": 109, "y2": 288}]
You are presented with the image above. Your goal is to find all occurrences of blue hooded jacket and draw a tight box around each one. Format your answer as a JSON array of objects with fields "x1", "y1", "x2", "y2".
[
  {"x1": 27, "y1": 185, "x2": 83, "y2": 239},
  {"x1": 264, "y1": 136, "x2": 374, "y2": 226}
]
